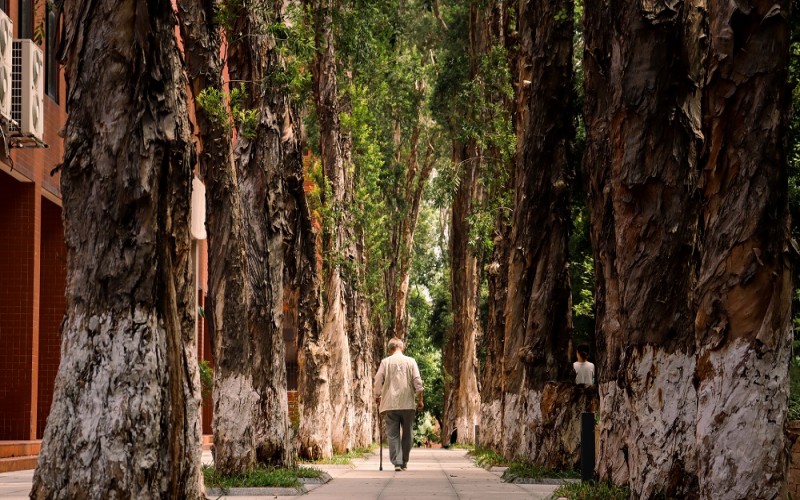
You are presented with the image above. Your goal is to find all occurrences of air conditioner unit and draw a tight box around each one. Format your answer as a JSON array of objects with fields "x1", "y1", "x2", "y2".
[
  {"x1": 12, "y1": 39, "x2": 43, "y2": 141},
  {"x1": 0, "y1": 12, "x2": 12, "y2": 121}
]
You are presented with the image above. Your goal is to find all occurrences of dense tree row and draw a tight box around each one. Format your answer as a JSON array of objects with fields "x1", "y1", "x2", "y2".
[{"x1": 29, "y1": 0, "x2": 794, "y2": 498}]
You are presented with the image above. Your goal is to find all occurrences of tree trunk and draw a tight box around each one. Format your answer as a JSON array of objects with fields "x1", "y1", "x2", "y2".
[
  {"x1": 694, "y1": 1, "x2": 792, "y2": 496},
  {"x1": 480, "y1": 213, "x2": 509, "y2": 451},
  {"x1": 340, "y1": 108, "x2": 375, "y2": 449},
  {"x1": 442, "y1": 141, "x2": 482, "y2": 446},
  {"x1": 347, "y1": 225, "x2": 375, "y2": 448},
  {"x1": 31, "y1": 0, "x2": 204, "y2": 497},
  {"x1": 226, "y1": 1, "x2": 296, "y2": 467},
  {"x1": 176, "y1": 0, "x2": 256, "y2": 475},
  {"x1": 583, "y1": 0, "x2": 704, "y2": 493},
  {"x1": 310, "y1": 0, "x2": 356, "y2": 453},
  {"x1": 478, "y1": 0, "x2": 516, "y2": 453},
  {"x1": 500, "y1": 0, "x2": 579, "y2": 466},
  {"x1": 294, "y1": 159, "x2": 333, "y2": 460},
  {"x1": 386, "y1": 124, "x2": 435, "y2": 341}
]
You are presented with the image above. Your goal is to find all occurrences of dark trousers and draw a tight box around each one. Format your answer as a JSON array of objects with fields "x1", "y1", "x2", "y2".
[{"x1": 384, "y1": 409, "x2": 415, "y2": 467}]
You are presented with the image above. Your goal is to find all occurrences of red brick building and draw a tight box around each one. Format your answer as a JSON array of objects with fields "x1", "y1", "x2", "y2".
[{"x1": 0, "y1": 0, "x2": 68, "y2": 446}]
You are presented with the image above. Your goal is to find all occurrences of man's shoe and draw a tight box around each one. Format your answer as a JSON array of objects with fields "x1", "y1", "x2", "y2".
[
  {"x1": 401, "y1": 466, "x2": 407, "y2": 471},
  {"x1": 394, "y1": 466, "x2": 402, "y2": 471}
]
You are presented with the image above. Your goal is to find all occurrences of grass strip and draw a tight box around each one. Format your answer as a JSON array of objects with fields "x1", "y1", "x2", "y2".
[
  {"x1": 308, "y1": 445, "x2": 375, "y2": 465},
  {"x1": 466, "y1": 447, "x2": 509, "y2": 468},
  {"x1": 553, "y1": 481, "x2": 631, "y2": 499},
  {"x1": 501, "y1": 460, "x2": 579, "y2": 482},
  {"x1": 202, "y1": 464, "x2": 323, "y2": 489}
]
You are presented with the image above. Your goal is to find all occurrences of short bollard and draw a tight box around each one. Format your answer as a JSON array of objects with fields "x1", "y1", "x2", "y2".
[
  {"x1": 474, "y1": 425, "x2": 480, "y2": 448},
  {"x1": 580, "y1": 412, "x2": 595, "y2": 482}
]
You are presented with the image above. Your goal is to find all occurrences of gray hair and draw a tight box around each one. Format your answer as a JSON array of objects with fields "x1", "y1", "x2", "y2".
[{"x1": 388, "y1": 338, "x2": 404, "y2": 352}]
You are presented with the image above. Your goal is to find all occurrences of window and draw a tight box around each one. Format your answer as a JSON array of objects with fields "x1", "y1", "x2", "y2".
[
  {"x1": 18, "y1": 0, "x2": 32, "y2": 39},
  {"x1": 45, "y1": 8, "x2": 57, "y2": 101}
]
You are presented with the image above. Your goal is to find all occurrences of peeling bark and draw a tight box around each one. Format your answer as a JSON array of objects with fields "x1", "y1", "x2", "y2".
[
  {"x1": 309, "y1": 0, "x2": 356, "y2": 453},
  {"x1": 226, "y1": 1, "x2": 298, "y2": 468},
  {"x1": 480, "y1": 216, "x2": 509, "y2": 451},
  {"x1": 478, "y1": 0, "x2": 516, "y2": 453},
  {"x1": 443, "y1": 142, "x2": 481, "y2": 446},
  {"x1": 583, "y1": 0, "x2": 705, "y2": 494},
  {"x1": 176, "y1": 0, "x2": 255, "y2": 474},
  {"x1": 500, "y1": 0, "x2": 576, "y2": 463},
  {"x1": 694, "y1": 0, "x2": 792, "y2": 496},
  {"x1": 502, "y1": 384, "x2": 597, "y2": 468},
  {"x1": 31, "y1": 0, "x2": 203, "y2": 497}
]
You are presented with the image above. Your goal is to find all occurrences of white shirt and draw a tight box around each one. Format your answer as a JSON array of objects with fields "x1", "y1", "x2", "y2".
[
  {"x1": 373, "y1": 351, "x2": 424, "y2": 412},
  {"x1": 573, "y1": 361, "x2": 595, "y2": 386}
]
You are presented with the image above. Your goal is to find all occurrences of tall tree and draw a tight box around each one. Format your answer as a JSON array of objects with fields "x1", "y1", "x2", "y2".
[
  {"x1": 225, "y1": 0, "x2": 299, "y2": 467},
  {"x1": 176, "y1": 0, "x2": 255, "y2": 474},
  {"x1": 694, "y1": 0, "x2": 792, "y2": 496},
  {"x1": 583, "y1": 0, "x2": 704, "y2": 493},
  {"x1": 442, "y1": 139, "x2": 482, "y2": 446},
  {"x1": 500, "y1": 0, "x2": 593, "y2": 467},
  {"x1": 478, "y1": 0, "x2": 517, "y2": 453},
  {"x1": 31, "y1": 0, "x2": 204, "y2": 497},
  {"x1": 385, "y1": 121, "x2": 436, "y2": 341},
  {"x1": 309, "y1": 0, "x2": 358, "y2": 453}
]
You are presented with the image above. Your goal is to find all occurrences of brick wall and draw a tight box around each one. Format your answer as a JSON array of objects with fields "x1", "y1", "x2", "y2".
[
  {"x1": 0, "y1": 172, "x2": 35, "y2": 439},
  {"x1": 35, "y1": 199, "x2": 65, "y2": 438}
]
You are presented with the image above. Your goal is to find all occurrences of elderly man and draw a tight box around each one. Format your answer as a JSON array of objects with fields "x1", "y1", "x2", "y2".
[{"x1": 373, "y1": 337, "x2": 424, "y2": 471}]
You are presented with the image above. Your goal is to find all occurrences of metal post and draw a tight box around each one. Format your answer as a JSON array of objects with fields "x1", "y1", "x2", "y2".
[
  {"x1": 474, "y1": 424, "x2": 479, "y2": 449},
  {"x1": 581, "y1": 412, "x2": 595, "y2": 482}
]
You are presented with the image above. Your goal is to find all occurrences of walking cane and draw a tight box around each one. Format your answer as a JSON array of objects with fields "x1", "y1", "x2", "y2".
[{"x1": 378, "y1": 404, "x2": 383, "y2": 471}]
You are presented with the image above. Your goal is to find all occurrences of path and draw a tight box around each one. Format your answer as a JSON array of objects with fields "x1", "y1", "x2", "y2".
[
  {"x1": 0, "y1": 449, "x2": 560, "y2": 499},
  {"x1": 298, "y1": 448, "x2": 559, "y2": 500}
]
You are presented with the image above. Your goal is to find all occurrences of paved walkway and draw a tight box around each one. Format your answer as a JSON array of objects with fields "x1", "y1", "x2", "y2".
[
  {"x1": 0, "y1": 448, "x2": 560, "y2": 499},
  {"x1": 296, "y1": 448, "x2": 559, "y2": 500}
]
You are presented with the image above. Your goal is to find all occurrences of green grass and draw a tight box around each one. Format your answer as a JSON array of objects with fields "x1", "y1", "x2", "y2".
[
  {"x1": 553, "y1": 481, "x2": 631, "y2": 500},
  {"x1": 202, "y1": 465, "x2": 323, "y2": 489},
  {"x1": 449, "y1": 443, "x2": 475, "y2": 450},
  {"x1": 501, "y1": 460, "x2": 580, "y2": 482},
  {"x1": 466, "y1": 447, "x2": 509, "y2": 468},
  {"x1": 307, "y1": 445, "x2": 375, "y2": 465}
]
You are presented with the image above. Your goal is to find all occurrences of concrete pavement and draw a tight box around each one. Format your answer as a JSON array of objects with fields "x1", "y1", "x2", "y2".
[{"x1": 0, "y1": 448, "x2": 561, "y2": 499}]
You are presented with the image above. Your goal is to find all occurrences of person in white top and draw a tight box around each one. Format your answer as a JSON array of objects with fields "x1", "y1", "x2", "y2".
[
  {"x1": 573, "y1": 343, "x2": 595, "y2": 386},
  {"x1": 373, "y1": 337, "x2": 424, "y2": 471}
]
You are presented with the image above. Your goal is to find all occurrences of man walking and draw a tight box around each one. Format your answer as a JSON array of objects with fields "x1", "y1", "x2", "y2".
[{"x1": 374, "y1": 337, "x2": 424, "y2": 471}]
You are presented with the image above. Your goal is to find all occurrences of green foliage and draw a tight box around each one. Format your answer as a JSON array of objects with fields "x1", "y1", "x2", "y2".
[
  {"x1": 196, "y1": 87, "x2": 230, "y2": 129},
  {"x1": 202, "y1": 464, "x2": 322, "y2": 489},
  {"x1": 229, "y1": 84, "x2": 259, "y2": 139},
  {"x1": 306, "y1": 446, "x2": 375, "y2": 465},
  {"x1": 467, "y1": 447, "x2": 509, "y2": 468},
  {"x1": 195, "y1": 84, "x2": 258, "y2": 139},
  {"x1": 214, "y1": 0, "x2": 244, "y2": 33},
  {"x1": 198, "y1": 360, "x2": 214, "y2": 400},
  {"x1": 406, "y1": 284, "x2": 446, "y2": 426},
  {"x1": 789, "y1": 357, "x2": 800, "y2": 421},
  {"x1": 553, "y1": 481, "x2": 631, "y2": 500},
  {"x1": 412, "y1": 412, "x2": 440, "y2": 446},
  {"x1": 789, "y1": 0, "x2": 800, "y2": 350},
  {"x1": 501, "y1": 462, "x2": 579, "y2": 482}
]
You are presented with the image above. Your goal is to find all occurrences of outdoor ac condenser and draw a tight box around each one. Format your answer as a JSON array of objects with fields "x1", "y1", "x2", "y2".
[
  {"x1": 0, "y1": 12, "x2": 13, "y2": 121},
  {"x1": 12, "y1": 39, "x2": 43, "y2": 141}
]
